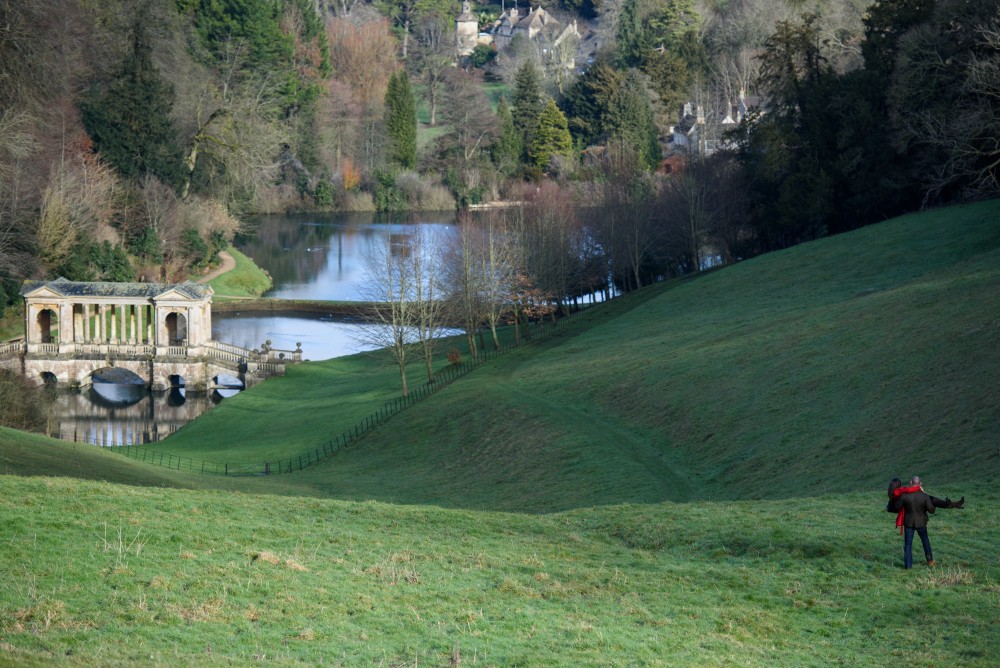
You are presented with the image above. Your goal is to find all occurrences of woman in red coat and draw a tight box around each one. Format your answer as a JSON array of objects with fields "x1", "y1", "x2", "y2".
[{"x1": 887, "y1": 477, "x2": 964, "y2": 534}]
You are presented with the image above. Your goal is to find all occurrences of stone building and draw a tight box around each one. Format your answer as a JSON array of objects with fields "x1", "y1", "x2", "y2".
[
  {"x1": 456, "y1": 0, "x2": 480, "y2": 56},
  {"x1": 21, "y1": 277, "x2": 213, "y2": 354},
  {"x1": 491, "y1": 5, "x2": 581, "y2": 61},
  {"x1": 456, "y1": 1, "x2": 582, "y2": 66},
  {"x1": 1, "y1": 278, "x2": 297, "y2": 391}
]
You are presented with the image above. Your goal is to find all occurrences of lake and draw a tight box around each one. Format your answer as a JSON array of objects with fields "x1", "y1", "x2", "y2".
[{"x1": 57, "y1": 211, "x2": 460, "y2": 445}]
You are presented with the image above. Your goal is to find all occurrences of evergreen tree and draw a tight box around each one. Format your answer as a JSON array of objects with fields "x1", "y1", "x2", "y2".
[
  {"x1": 530, "y1": 99, "x2": 573, "y2": 170},
  {"x1": 80, "y1": 23, "x2": 184, "y2": 188},
  {"x1": 604, "y1": 69, "x2": 662, "y2": 170},
  {"x1": 384, "y1": 70, "x2": 418, "y2": 169},
  {"x1": 562, "y1": 62, "x2": 624, "y2": 148},
  {"x1": 645, "y1": 0, "x2": 700, "y2": 51},
  {"x1": 492, "y1": 96, "x2": 522, "y2": 174},
  {"x1": 512, "y1": 62, "x2": 544, "y2": 162},
  {"x1": 616, "y1": 0, "x2": 645, "y2": 67}
]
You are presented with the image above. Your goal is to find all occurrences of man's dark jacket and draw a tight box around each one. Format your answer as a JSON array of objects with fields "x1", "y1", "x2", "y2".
[{"x1": 900, "y1": 491, "x2": 936, "y2": 528}]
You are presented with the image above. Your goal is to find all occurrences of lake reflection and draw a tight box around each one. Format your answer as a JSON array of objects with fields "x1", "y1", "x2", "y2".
[
  {"x1": 212, "y1": 312, "x2": 380, "y2": 361},
  {"x1": 239, "y1": 211, "x2": 458, "y2": 301},
  {"x1": 52, "y1": 385, "x2": 221, "y2": 446}
]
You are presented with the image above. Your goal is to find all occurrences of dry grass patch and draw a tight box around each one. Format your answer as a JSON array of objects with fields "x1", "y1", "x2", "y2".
[
  {"x1": 251, "y1": 549, "x2": 310, "y2": 572},
  {"x1": 914, "y1": 566, "x2": 975, "y2": 588},
  {"x1": 169, "y1": 597, "x2": 227, "y2": 623}
]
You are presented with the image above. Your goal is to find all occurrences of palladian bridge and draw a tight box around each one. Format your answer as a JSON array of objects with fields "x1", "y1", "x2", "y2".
[{"x1": 0, "y1": 278, "x2": 300, "y2": 391}]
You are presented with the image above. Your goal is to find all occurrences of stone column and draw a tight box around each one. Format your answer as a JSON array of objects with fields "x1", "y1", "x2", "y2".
[
  {"x1": 59, "y1": 302, "x2": 73, "y2": 345},
  {"x1": 83, "y1": 304, "x2": 91, "y2": 343},
  {"x1": 72, "y1": 307, "x2": 80, "y2": 342},
  {"x1": 25, "y1": 304, "x2": 37, "y2": 343},
  {"x1": 98, "y1": 304, "x2": 106, "y2": 343}
]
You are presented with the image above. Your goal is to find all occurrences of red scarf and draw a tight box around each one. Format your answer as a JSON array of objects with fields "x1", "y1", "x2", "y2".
[{"x1": 892, "y1": 485, "x2": 922, "y2": 534}]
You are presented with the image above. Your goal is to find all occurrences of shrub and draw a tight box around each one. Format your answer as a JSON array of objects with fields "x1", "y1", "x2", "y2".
[
  {"x1": 0, "y1": 370, "x2": 48, "y2": 433},
  {"x1": 314, "y1": 180, "x2": 335, "y2": 208},
  {"x1": 372, "y1": 170, "x2": 406, "y2": 212}
]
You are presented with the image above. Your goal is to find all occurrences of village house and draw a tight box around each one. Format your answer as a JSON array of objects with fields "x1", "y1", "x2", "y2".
[
  {"x1": 669, "y1": 90, "x2": 763, "y2": 155},
  {"x1": 456, "y1": 1, "x2": 583, "y2": 69}
]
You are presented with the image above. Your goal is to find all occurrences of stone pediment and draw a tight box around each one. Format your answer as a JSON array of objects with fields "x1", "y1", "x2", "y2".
[
  {"x1": 21, "y1": 284, "x2": 66, "y2": 300},
  {"x1": 153, "y1": 285, "x2": 210, "y2": 302}
]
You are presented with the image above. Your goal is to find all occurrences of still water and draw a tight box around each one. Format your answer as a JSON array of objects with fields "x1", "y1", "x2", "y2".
[
  {"x1": 57, "y1": 212, "x2": 459, "y2": 445},
  {"x1": 237, "y1": 210, "x2": 458, "y2": 301}
]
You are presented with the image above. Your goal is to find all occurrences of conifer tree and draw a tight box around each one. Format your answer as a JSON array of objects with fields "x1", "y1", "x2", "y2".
[
  {"x1": 80, "y1": 23, "x2": 183, "y2": 188},
  {"x1": 616, "y1": 0, "x2": 645, "y2": 67},
  {"x1": 530, "y1": 99, "x2": 573, "y2": 170},
  {"x1": 384, "y1": 70, "x2": 418, "y2": 169},
  {"x1": 604, "y1": 69, "x2": 662, "y2": 170},
  {"x1": 492, "y1": 96, "x2": 522, "y2": 174},
  {"x1": 512, "y1": 63, "x2": 544, "y2": 161}
]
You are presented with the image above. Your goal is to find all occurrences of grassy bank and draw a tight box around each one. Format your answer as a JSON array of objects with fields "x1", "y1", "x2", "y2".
[
  {"x1": 207, "y1": 247, "x2": 272, "y2": 299},
  {"x1": 1, "y1": 474, "x2": 995, "y2": 667},
  {"x1": 0, "y1": 301, "x2": 24, "y2": 341}
]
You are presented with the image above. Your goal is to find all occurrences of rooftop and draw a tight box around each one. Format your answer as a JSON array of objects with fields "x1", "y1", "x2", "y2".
[{"x1": 21, "y1": 277, "x2": 213, "y2": 301}]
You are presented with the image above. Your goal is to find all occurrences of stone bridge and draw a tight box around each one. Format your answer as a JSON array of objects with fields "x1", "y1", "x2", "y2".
[{"x1": 0, "y1": 279, "x2": 300, "y2": 391}]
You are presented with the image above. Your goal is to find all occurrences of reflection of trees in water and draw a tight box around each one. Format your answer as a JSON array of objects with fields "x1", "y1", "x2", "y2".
[{"x1": 236, "y1": 212, "x2": 460, "y2": 297}]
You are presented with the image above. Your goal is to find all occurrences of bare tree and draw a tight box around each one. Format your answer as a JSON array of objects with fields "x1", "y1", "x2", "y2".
[
  {"x1": 479, "y1": 208, "x2": 520, "y2": 351},
  {"x1": 356, "y1": 232, "x2": 419, "y2": 396},
  {"x1": 412, "y1": 16, "x2": 454, "y2": 128},
  {"x1": 520, "y1": 182, "x2": 581, "y2": 316},
  {"x1": 410, "y1": 226, "x2": 451, "y2": 382},
  {"x1": 445, "y1": 213, "x2": 488, "y2": 358},
  {"x1": 906, "y1": 25, "x2": 1000, "y2": 200},
  {"x1": 0, "y1": 108, "x2": 40, "y2": 279},
  {"x1": 594, "y1": 142, "x2": 658, "y2": 291},
  {"x1": 139, "y1": 174, "x2": 179, "y2": 257},
  {"x1": 176, "y1": 39, "x2": 289, "y2": 204}
]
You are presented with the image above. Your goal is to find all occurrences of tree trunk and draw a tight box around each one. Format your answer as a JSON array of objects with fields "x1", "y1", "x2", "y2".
[
  {"x1": 399, "y1": 363, "x2": 409, "y2": 397},
  {"x1": 490, "y1": 323, "x2": 500, "y2": 351},
  {"x1": 466, "y1": 331, "x2": 478, "y2": 358}
]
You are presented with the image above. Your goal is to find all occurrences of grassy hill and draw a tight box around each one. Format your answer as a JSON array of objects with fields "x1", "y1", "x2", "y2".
[
  {"x1": 160, "y1": 198, "x2": 1000, "y2": 510},
  {"x1": 1, "y1": 200, "x2": 999, "y2": 665}
]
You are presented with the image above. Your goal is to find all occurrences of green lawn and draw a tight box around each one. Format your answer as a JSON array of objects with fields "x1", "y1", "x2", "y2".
[
  {"x1": 207, "y1": 246, "x2": 272, "y2": 299},
  {"x1": 0, "y1": 474, "x2": 994, "y2": 666},
  {"x1": 2, "y1": 199, "x2": 999, "y2": 665},
  {"x1": 0, "y1": 301, "x2": 24, "y2": 341}
]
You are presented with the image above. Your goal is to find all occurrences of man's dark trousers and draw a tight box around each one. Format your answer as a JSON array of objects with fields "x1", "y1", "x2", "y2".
[{"x1": 904, "y1": 526, "x2": 933, "y2": 568}]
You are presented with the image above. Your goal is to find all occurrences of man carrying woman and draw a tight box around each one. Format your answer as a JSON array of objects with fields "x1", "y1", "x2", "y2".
[{"x1": 887, "y1": 475, "x2": 964, "y2": 569}]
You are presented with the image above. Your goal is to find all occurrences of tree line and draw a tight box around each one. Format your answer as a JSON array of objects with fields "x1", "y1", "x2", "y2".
[{"x1": 2, "y1": 0, "x2": 998, "y2": 324}]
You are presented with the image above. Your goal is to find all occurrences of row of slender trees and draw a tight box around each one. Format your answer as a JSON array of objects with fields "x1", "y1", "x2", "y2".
[{"x1": 357, "y1": 141, "x2": 750, "y2": 396}]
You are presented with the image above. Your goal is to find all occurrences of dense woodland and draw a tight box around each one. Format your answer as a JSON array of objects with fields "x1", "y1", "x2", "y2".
[{"x1": 0, "y1": 0, "x2": 998, "y2": 321}]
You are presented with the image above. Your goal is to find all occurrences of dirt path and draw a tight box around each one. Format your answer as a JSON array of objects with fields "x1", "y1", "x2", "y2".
[{"x1": 196, "y1": 250, "x2": 236, "y2": 284}]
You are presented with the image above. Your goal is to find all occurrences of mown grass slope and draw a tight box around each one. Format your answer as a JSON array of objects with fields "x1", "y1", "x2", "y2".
[
  {"x1": 0, "y1": 475, "x2": 995, "y2": 667},
  {"x1": 1, "y1": 200, "x2": 999, "y2": 665}
]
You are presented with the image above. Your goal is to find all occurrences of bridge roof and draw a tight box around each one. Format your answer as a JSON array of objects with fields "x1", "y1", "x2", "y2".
[{"x1": 21, "y1": 277, "x2": 212, "y2": 301}]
